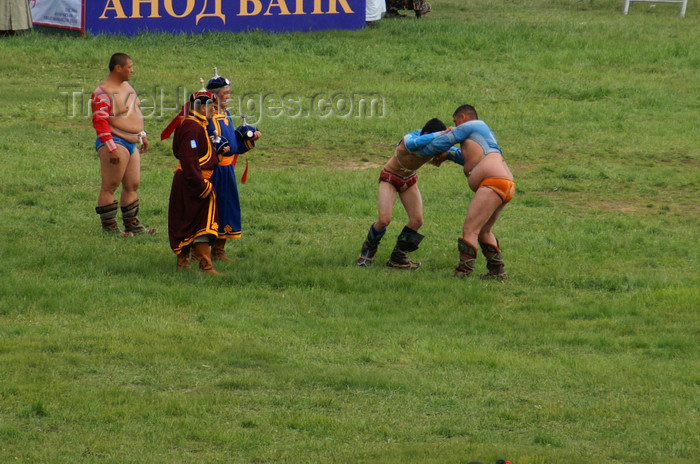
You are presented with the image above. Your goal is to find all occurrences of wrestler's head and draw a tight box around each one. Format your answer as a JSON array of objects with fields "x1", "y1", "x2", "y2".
[
  {"x1": 453, "y1": 104, "x2": 478, "y2": 125},
  {"x1": 421, "y1": 118, "x2": 447, "y2": 135},
  {"x1": 189, "y1": 91, "x2": 215, "y2": 118},
  {"x1": 207, "y1": 74, "x2": 232, "y2": 110},
  {"x1": 109, "y1": 53, "x2": 133, "y2": 81}
]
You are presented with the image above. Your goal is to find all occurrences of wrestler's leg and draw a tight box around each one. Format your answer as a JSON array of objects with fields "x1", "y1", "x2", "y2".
[
  {"x1": 387, "y1": 184, "x2": 424, "y2": 270},
  {"x1": 461, "y1": 186, "x2": 503, "y2": 249},
  {"x1": 375, "y1": 180, "x2": 398, "y2": 231},
  {"x1": 453, "y1": 187, "x2": 502, "y2": 277},
  {"x1": 96, "y1": 145, "x2": 131, "y2": 234},
  {"x1": 119, "y1": 149, "x2": 156, "y2": 235},
  {"x1": 120, "y1": 148, "x2": 141, "y2": 207},
  {"x1": 97, "y1": 144, "x2": 130, "y2": 207},
  {"x1": 477, "y1": 202, "x2": 505, "y2": 248},
  {"x1": 454, "y1": 238, "x2": 477, "y2": 279},
  {"x1": 357, "y1": 221, "x2": 386, "y2": 266},
  {"x1": 475, "y1": 190, "x2": 508, "y2": 280},
  {"x1": 358, "y1": 181, "x2": 395, "y2": 266},
  {"x1": 399, "y1": 184, "x2": 424, "y2": 231}
]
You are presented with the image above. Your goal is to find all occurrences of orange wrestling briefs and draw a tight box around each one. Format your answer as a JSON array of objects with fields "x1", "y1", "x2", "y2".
[{"x1": 479, "y1": 177, "x2": 516, "y2": 204}]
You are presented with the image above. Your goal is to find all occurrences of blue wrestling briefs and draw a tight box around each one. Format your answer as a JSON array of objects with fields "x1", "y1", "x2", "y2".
[{"x1": 95, "y1": 136, "x2": 137, "y2": 155}]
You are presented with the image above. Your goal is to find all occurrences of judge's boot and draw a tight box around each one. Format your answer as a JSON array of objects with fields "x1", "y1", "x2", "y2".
[
  {"x1": 357, "y1": 224, "x2": 385, "y2": 267},
  {"x1": 193, "y1": 242, "x2": 221, "y2": 276},
  {"x1": 386, "y1": 226, "x2": 424, "y2": 270},
  {"x1": 211, "y1": 238, "x2": 233, "y2": 262},
  {"x1": 479, "y1": 239, "x2": 508, "y2": 280},
  {"x1": 177, "y1": 246, "x2": 191, "y2": 271},
  {"x1": 454, "y1": 238, "x2": 477, "y2": 279},
  {"x1": 121, "y1": 199, "x2": 156, "y2": 235},
  {"x1": 96, "y1": 201, "x2": 130, "y2": 236}
]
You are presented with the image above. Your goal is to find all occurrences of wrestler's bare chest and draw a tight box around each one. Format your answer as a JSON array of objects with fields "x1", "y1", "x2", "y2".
[
  {"x1": 104, "y1": 82, "x2": 144, "y2": 132},
  {"x1": 385, "y1": 142, "x2": 434, "y2": 174}
]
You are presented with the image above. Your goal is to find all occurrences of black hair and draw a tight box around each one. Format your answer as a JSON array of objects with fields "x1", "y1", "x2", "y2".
[
  {"x1": 421, "y1": 118, "x2": 447, "y2": 135},
  {"x1": 453, "y1": 104, "x2": 478, "y2": 120},
  {"x1": 109, "y1": 53, "x2": 131, "y2": 72}
]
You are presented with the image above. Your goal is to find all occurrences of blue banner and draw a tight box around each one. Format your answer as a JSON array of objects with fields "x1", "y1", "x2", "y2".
[{"x1": 85, "y1": 0, "x2": 366, "y2": 35}]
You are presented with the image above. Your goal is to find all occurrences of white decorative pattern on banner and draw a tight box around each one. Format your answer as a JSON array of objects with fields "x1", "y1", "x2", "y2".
[{"x1": 31, "y1": 0, "x2": 82, "y2": 29}]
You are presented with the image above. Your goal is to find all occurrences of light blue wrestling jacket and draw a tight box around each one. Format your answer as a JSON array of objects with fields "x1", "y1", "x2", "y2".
[
  {"x1": 404, "y1": 120, "x2": 502, "y2": 166},
  {"x1": 402, "y1": 130, "x2": 462, "y2": 161}
]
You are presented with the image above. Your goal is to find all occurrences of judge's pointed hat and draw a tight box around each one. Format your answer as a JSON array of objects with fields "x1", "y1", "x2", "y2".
[{"x1": 206, "y1": 66, "x2": 231, "y2": 92}]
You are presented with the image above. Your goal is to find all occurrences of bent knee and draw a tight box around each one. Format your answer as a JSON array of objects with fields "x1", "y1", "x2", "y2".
[
  {"x1": 101, "y1": 182, "x2": 120, "y2": 194},
  {"x1": 122, "y1": 182, "x2": 140, "y2": 193},
  {"x1": 377, "y1": 213, "x2": 392, "y2": 228}
]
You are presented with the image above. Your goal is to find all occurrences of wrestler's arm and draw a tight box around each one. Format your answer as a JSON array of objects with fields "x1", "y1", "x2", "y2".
[
  {"x1": 416, "y1": 122, "x2": 480, "y2": 157},
  {"x1": 431, "y1": 147, "x2": 464, "y2": 167},
  {"x1": 402, "y1": 130, "x2": 436, "y2": 156},
  {"x1": 446, "y1": 147, "x2": 465, "y2": 166},
  {"x1": 91, "y1": 90, "x2": 118, "y2": 156},
  {"x1": 404, "y1": 127, "x2": 474, "y2": 157}
]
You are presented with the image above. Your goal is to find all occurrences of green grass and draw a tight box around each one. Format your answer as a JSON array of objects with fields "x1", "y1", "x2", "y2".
[{"x1": 1, "y1": 1, "x2": 699, "y2": 463}]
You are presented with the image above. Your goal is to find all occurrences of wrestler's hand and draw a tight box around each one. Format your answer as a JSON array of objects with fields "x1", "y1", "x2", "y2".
[
  {"x1": 251, "y1": 131, "x2": 262, "y2": 141},
  {"x1": 221, "y1": 146, "x2": 230, "y2": 154},
  {"x1": 431, "y1": 152, "x2": 448, "y2": 167},
  {"x1": 109, "y1": 150, "x2": 120, "y2": 165},
  {"x1": 140, "y1": 136, "x2": 149, "y2": 153}
]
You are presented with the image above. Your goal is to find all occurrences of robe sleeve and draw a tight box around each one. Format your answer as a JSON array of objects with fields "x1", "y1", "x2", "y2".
[{"x1": 173, "y1": 121, "x2": 213, "y2": 198}]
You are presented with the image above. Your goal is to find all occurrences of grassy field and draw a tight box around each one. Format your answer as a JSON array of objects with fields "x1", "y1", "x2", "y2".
[{"x1": 1, "y1": 1, "x2": 698, "y2": 463}]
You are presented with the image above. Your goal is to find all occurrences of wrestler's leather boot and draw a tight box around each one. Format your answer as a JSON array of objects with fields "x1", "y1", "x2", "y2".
[
  {"x1": 211, "y1": 239, "x2": 232, "y2": 262},
  {"x1": 121, "y1": 199, "x2": 156, "y2": 235},
  {"x1": 386, "y1": 226, "x2": 424, "y2": 270},
  {"x1": 176, "y1": 245, "x2": 191, "y2": 271},
  {"x1": 357, "y1": 224, "x2": 385, "y2": 266},
  {"x1": 454, "y1": 238, "x2": 477, "y2": 278},
  {"x1": 193, "y1": 242, "x2": 221, "y2": 276},
  {"x1": 479, "y1": 239, "x2": 508, "y2": 280},
  {"x1": 96, "y1": 201, "x2": 130, "y2": 236}
]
